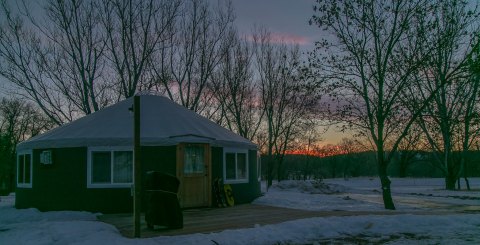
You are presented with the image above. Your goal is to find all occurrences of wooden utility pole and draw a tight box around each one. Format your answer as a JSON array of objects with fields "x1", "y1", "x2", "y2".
[{"x1": 133, "y1": 95, "x2": 141, "y2": 238}]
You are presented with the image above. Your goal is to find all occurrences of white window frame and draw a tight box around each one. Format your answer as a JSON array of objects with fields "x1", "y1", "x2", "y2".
[
  {"x1": 223, "y1": 148, "x2": 249, "y2": 184},
  {"x1": 17, "y1": 150, "x2": 33, "y2": 188},
  {"x1": 87, "y1": 147, "x2": 133, "y2": 188}
]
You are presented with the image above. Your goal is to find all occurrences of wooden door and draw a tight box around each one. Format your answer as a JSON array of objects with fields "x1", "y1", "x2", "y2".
[{"x1": 176, "y1": 144, "x2": 211, "y2": 208}]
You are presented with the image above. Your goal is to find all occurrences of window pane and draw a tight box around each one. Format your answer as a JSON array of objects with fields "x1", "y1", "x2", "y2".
[
  {"x1": 237, "y1": 153, "x2": 247, "y2": 179},
  {"x1": 18, "y1": 155, "x2": 25, "y2": 183},
  {"x1": 225, "y1": 153, "x2": 236, "y2": 180},
  {"x1": 113, "y1": 151, "x2": 133, "y2": 183},
  {"x1": 92, "y1": 152, "x2": 111, "y2": 183},
  {"x1": 24, "y1": 154, "x2": 31, "y2": 184},
  {"x1": 184, "y1": 146, "x2": 205, "y2": 174}
]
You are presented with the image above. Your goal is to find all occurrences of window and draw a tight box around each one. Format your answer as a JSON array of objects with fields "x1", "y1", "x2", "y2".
[
  {"x1": 223, "y1": 148, "x2": 248, "y2": 184},
  {"x1": 88, "y1": 147, "x2": 133, "y2": 188},
  {"x1": 184, "y1": 145, "x2": 205, "y2": 174},
  {"x1": 40, "y1": 150, "x2": 53, "y2": 165},
  {"x1": 17, "y1": 151, "x2": 33, "y2": 188}
]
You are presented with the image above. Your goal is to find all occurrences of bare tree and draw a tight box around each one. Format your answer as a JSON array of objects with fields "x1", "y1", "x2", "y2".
[
  {"x1": 150, "y1": 0, "x2": 235, "y2": 116},
  {"x1": 211, "y1": 31, "x2": 264, "y2": 140},
  {"x1": 99, "y1": 0, "x2": 180, "y2": 98},
  {"x1": 338, "y1": 137, "x2": 363, "y2": 179},
  {"x1": 310, "y1": 0, "x2": 435, "y2": 209},
  {"x1": 0, "y1": 98, "x2": 52, "y2": 149},
  {"x1": 394, "y1": 124, "x2": 426, "y2": 178},
  {"x1": 413, "y1": 0, "x2": 479, "y2": 190},
  {"x1": 0, "y1": 0, "x2": 110, "y2": 125},
  {"x1": 254, "y1": 28, "x2": 318, "y2": 186},
  {"x1": 289, "y1": 122, "x2": 323, "y2": 180},
  {"x1": 460, "y1": 40, "x2": 480, "y2": 190}
]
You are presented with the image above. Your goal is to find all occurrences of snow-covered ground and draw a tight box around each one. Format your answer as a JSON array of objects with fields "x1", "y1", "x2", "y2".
[
  {"x1": 1, "y1": 178, "x2": 479, "y2": 244},
  {"x1": 254, "y1": 177, "x2": 480, "y2": 212}
]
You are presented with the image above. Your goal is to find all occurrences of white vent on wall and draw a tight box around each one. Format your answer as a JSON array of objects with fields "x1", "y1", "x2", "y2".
[{"x1": 40, "y1": 150, "x2": 52, "y2": 165}]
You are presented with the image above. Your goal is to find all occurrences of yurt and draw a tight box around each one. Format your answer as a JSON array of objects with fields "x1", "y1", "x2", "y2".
[{"x1": 15, "y1": 95, "x2": 260, "y2": 213}]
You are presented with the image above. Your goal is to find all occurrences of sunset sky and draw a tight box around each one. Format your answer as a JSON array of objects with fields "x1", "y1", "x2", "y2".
[
  {"x1": 232, "y1": 0, "x2": 318, "y2": 49},
  {"x1": 231, "y1": 0, "x2": 347, "y2": 145},
  {"x1": 0, "y1": 0, "x2": 347, "y2": 146}
]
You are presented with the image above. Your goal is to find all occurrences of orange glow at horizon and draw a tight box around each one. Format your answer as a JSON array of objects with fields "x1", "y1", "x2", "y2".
[{"x1": 285, "y1": 145, "x2": 348, "y2": 158}]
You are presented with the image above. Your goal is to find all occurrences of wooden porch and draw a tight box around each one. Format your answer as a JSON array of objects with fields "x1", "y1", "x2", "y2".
[{"x1": 98, "y1": 204, "x2": 397, "y2": 238}]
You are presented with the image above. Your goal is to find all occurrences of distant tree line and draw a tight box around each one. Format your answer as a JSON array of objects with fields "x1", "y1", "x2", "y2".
[{"x1": 275, "y1": 149, "x2": 480, "y2": 182}]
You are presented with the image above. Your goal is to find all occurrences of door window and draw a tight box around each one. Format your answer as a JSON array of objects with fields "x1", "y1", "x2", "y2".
[{"x1": 184, "y1": 145, "x2": 205, "y2": 174}]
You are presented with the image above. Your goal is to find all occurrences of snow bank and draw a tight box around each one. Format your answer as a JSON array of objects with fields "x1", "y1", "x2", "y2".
[
  {"x1": 254, "y1": 179, "x2": 385, "y2": 211},
  {"x1": 274, "y1": 179, "x2": 347, "y2": 194},
  {"x1": 255, "y1": 178, "x2": 480, "y2": 212},
  {"x1": 177, "y1": 214, "x2": 480, "y2": 245},
  {"x1": 0, "y1": 196, "x2": 110, "y2": 245}
]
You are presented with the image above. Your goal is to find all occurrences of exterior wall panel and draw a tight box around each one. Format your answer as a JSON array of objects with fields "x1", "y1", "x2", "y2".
[{"x1": 16, "y1": 145, "x2": 259, "y2": 213}]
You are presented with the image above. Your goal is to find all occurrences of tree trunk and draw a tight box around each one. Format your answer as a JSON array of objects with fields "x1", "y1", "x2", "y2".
[
  {"x1": 276, "y1": 154, "x2": 285, "y2": 182},
  {"x1": 399, "y1": 160, "x2": 407, "y2": 178},
  {"x1": 378, "y1": 151, "x2": 396, "y2": 210},
  {"x1": 267, "y1": 156, "x2": 273, "y2": 188},
  {"x1": 464, "y1": 177, "x2": 471, "y2": 190},
  {"x1": 342, "y1": 159, "x2": 348, "y2": 179},
  {"x1": 445, "y1": 174, "x2": 456, "y2": 190},
  {"x1": 267, "y1": 116, "x2": 274, "y2": 188},
  {"x1": 398, "y1": 152, "x2": 411, "y2": 178},
  {"x1": 331, "y1": 161, "x2": 336, "y2": 178},
  {"x1": 10, "y1": 172, "x2": 15, "y2": 193},
  {"x1": 277, "y1": 161, "x2": 282, "y2": 182},
  {"x1": 462, "y1": 158, "x2": 471, "y2": 191}
]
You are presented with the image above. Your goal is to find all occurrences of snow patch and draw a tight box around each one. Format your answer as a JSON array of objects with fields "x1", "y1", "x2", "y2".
[{"x1": 274, "y1": 179, "x2": 347, "y2": 194}]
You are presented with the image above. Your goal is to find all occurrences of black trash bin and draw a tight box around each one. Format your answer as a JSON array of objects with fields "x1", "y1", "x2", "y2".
[{"x1": 144, "y1": 171, "x2": 183, "y2": 229}]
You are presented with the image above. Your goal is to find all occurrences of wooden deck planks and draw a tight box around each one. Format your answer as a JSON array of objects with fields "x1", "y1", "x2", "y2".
[{"x1": 98, "y1": 204, "x2": 403, "y2": 238}]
